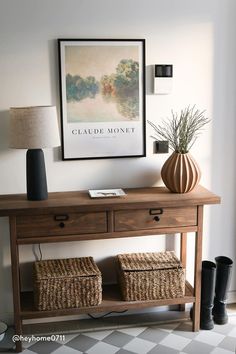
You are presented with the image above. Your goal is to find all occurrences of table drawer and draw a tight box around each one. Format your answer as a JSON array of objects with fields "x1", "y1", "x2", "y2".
[
  {"x1": 16, "y1": 212, "x2": 107, "y2": 238},
  {"x1": 114, "y1": 207, "x2": 197, "y2": 232}
]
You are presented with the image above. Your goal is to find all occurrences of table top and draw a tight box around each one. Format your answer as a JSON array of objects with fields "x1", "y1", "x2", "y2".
[{"x1": 0, "y1": 185, "x2": 220, "y2": 216}]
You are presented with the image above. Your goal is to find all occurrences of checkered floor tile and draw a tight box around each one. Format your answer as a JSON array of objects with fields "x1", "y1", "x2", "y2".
[{"x1": 1, "y1": 315, "x2": 236, "y2": 353}]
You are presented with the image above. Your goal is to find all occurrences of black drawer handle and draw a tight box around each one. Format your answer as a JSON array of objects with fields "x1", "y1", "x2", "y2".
[
  {"x1": 153, "y1": 216, "x2": 160, "y2": 222},
  {"x1": 59, "y1": 222, "x2": 65, "y2": 228},
  {"x1": 54, "y1": 215, "x2": 69, "y2": 221},
  {"x1": 149, "y1": 208, "x2": 163, "y2": 215}
]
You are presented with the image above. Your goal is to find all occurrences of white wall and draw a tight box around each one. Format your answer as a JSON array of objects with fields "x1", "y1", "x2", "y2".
[{"x1": 0, "y1": 0, "x2": 236, "y2": 323}]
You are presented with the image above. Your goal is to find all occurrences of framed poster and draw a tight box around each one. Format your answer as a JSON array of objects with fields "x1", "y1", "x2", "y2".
[{"x1": 58, "y1": 39, "x2": 146, "y2": 160}]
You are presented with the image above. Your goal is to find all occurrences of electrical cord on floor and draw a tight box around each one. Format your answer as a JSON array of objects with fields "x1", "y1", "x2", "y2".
[{"x1": 87, "y1": 310, "x2": 128, "y2": 319}]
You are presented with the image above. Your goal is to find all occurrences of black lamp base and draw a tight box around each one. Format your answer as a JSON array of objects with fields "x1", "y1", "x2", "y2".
[{"x1": 26, "y1": 149, "x2": 48, "y2": 201}]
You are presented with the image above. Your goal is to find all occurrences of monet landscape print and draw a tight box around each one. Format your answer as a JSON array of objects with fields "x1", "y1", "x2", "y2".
[{"x1": 65, "y1": 45, "x2": 140, "y2": 122}]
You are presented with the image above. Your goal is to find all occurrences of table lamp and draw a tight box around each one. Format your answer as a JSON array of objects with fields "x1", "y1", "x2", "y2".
[{"x1": 9, "y1": 106, "x2": 60, "y2": 201}]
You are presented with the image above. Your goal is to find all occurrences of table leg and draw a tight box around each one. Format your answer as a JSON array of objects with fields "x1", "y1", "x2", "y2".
[
  {"x1": 192, "y1": 206, "x2": 203, "y2": 331},
  {"x1": 179, "y1": 232, "x2": 187, "y2": 311},
  {"x1": 10, "y1": 216, "x2": 22, "y2": 352}
]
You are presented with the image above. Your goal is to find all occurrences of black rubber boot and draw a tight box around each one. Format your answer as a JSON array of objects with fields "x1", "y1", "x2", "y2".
[
  {"x1": 190, "y1": 261, "x2": 216, "y2": 330},
  {"x1": 212, "y1": 256, "x2": 233, "y2": 325},
  {"x1": 199, "y1": 260, "x2": 216, "y2": 330}
]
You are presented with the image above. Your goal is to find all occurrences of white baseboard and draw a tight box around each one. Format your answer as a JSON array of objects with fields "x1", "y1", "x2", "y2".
[
  {"x1": 0, "y1": 312, "x2": 13, "y2": 325},
  {"x1": 228, "y1": 290, "x2": 236, "y2": 304}
]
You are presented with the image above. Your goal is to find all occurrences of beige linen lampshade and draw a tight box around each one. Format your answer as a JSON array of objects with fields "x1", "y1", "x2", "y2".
[
  {"x1": 9, "y1": 106, "x2": 60, "y2": 149},
  {"x1": 9, "y1": 106, "x2": 60, "y2": 201}
]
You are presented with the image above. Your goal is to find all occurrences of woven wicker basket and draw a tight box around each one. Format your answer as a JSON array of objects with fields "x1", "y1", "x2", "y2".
[
  {"x1": 33, "y1": 257, "x2": 102, "y2": 311},
  {"x1": 117, "y1": 251, "x2": 185, "y2": 301}
]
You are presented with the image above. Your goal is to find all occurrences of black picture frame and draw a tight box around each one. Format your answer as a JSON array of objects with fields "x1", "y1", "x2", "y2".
[{"x1": 58, "y1": 38, "x2": 146, "y2": 160}]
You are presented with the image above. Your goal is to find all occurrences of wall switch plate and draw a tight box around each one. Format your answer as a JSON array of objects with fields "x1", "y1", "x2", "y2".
[
  {"x1": 154, "y1": 64, "x2": 173, "y2": 95},
  {"x1": 154, "y1": 141, "x2": 169, "y2": 154}
]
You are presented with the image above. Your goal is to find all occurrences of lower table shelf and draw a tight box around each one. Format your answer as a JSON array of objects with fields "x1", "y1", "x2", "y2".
[{"x1": 20, "y1": 282, "x2": 195, "y2": 320}]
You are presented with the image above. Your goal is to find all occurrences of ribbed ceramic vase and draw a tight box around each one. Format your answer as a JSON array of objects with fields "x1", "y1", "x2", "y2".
[{"x1": 161, "y1": 152, "x2": 201, "y2": 193}]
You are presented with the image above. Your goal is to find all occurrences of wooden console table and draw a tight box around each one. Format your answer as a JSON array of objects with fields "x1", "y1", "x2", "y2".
[{"x1": 0, "y1": 185, "x2": 220, "y2": 352}]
